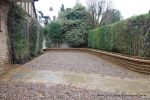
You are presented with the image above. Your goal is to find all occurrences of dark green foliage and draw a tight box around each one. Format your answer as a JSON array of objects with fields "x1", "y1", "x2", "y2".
[
  {"x1": 44, "y1": 21, "x2": 63, "y2": 48},
  {"x1": 66, "y1": 5, "x2": 89, "y2": 21},
  {"x1": 58, "y1": 4, "x2": 90, "y2": 47},
  {"x1": 88, "y1": 13, "x2": 150, "y2": 57},
  {"x1": 39, "y1": 27, "x2": 44, "y2": 51},
  {"x1": 8, "y1": 5, "x2": 29, "y2": 63},
  {"x1": 29, "y1": 19, "x2": 44, "y2": 56},
  {"x1": 8, "y1": 5, "x2": 44, "y2": 63},
  {"x1": 65, "y1": 28, "x2": 88, "y2": 47}
]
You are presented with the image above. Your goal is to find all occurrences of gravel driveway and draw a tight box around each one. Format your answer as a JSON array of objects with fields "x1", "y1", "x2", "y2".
[
  {"x1": 23, "y1": 51, "x2": 149, "y2": 79},
  {"x1": 0, "y1": 81, "x2": 145, "y2": 100},
  {"x1": 0, "y1": 51, "x2": 149, "y2": 100}
]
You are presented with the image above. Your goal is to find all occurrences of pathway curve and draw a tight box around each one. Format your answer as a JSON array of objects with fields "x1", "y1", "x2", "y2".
[{"x1": 0, "y1": 51, "x2": 150, "y2": 99}]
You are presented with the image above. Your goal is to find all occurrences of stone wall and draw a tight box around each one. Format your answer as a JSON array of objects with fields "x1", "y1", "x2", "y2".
[{"x1": 0, "y1": 1, "x2": 9, "y2": 70}]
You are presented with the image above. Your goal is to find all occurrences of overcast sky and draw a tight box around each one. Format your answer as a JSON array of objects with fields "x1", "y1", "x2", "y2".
[{"x1": 35, "y1": 0, "x2": 150, "y2": 20}]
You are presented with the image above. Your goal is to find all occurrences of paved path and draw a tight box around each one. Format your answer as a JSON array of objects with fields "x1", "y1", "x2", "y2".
[{"x1": 0, "y1": 51, "x2": 150, "y2": 99}]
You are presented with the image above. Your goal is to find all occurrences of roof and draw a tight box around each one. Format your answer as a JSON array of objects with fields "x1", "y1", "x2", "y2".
[
  {"x1": 43, "y1": 16, "x2": 50, "y2": 19},
  {"x1": 38, "y1": 11, "x2": 44, "y2": 17},
  {"x1": 43, "y1": 16, "x2": 51, "y2": 21}
]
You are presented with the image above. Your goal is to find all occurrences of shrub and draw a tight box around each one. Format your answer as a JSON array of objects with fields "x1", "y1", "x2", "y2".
[
  {"x1": 58, "y1": 4, "x2": 90, "y2": 47},
  {"x1": 44, "y1": 21, "x2": 63, "y2": 48},
  {"x1": 65, "y1": 28, "x2": 88, "y2": 47}
]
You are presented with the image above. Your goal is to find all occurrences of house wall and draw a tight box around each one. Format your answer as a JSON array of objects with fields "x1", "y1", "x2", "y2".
[
  {"x1": 0, "y1": 0, "x2": 38, "y2": 73},
  {"x1": 17, "y1": 1, "x2": 36, "y2": 18},
  {"x1": 0, "y1": 1, "x2": 10, "y2": 71}
]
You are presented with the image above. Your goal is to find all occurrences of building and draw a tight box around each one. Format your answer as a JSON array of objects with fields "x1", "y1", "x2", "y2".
[
  {"x1": 36, "y1": 11, "x2": 51, "y2": 27},
  {"x1": 37, "y1": 11, "x2": 45, "y2": 27},
  {"x1": 16, "y1": 0, "x2": 37, "y2": 19},
  {"x1": 0, "y1": 0, "x2": 10, "y2": 68},
  {"x1": 36, "y1": 11, "x2": 51, "y2": 50},
  {"x1": 43, "y1": 16, "x2": 51, "y2": 25},
  {"x1": 37, "y1": 11, "x2": 51, "y2": 26},
  {"x1": 0, "y1": 0, "x2": 38, "y2": 73}
]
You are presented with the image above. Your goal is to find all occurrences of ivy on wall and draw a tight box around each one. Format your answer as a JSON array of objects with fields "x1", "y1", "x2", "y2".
[
  {"x1": 29, "y1": 19, "x2": 44, "y2": 56},
  {"x1": 8, "y1": 4, "x2": 29, "y2": 63},
  {"x1": 8, "y1": 4, "x2": 44, "y2": 64}
]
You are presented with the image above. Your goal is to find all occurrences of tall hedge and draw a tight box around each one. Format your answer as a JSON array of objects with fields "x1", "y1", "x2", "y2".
[{"x1": 88, "y1": 14, "x2": 150, "y2": 57}]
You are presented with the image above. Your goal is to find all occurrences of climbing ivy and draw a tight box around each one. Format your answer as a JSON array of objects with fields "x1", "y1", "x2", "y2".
[
  {"x1": 8, "y1": 5, "x2": 29, "y2": 63},
  {"x1": 8, "y1": 4, "x2": 44, "y2": 63},
  {"x1": 29, "y1": 19, "x2": 44, "y2": 56}
]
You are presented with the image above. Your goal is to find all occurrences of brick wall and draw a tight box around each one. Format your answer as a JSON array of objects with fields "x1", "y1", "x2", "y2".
[{"x1": 0, "y1": 1, "x2": 9, "y2": 71}]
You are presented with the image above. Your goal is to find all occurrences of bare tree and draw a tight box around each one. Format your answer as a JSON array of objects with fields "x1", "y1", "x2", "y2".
[{"x1": 87, "y1": 0, "x2": 113, "y2": 28}]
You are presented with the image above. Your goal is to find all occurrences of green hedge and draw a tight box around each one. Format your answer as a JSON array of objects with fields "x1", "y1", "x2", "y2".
[{"x1": 88, "y1": 14, "x2": 150, "y2": 57}]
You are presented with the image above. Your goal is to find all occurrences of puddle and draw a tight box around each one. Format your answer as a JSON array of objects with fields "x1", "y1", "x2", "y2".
[
  {"x1": 11, "y1": 72, "x2": 27, "y2": 80},
  {"x1": 1, "y1": 68, "x2": 150, "y2": 95},
  {"x1": 63, "y1": 74, "x2": 87, "y2": 83}
]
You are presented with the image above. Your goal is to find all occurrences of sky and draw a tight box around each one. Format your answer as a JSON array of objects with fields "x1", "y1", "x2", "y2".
[{"x1": 35, "y1": 0, "x2": 150, "y2": 20}]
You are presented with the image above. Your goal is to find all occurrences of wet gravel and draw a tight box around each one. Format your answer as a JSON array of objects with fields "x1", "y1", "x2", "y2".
[
  {"x1": 0, "y1": 52, "x2": 149, "y2": 100},
  {"x1": 0, "y1": 81, "x2": 146, "y2": 100},
  {"x1": 23, "y1": 52, "x2": 149, "y2": 79}
]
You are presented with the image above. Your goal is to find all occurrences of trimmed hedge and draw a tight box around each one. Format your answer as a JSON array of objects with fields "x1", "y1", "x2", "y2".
[{"x1": 88, "y1": 14, "x2": 150, "y2": 57}]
